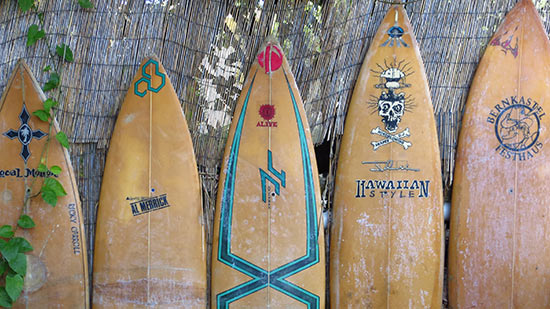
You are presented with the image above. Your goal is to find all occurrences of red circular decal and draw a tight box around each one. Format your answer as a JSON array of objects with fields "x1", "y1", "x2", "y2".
[
  {"x1": 259, "y1": 104, "x2": 276, "y2": 121},
  {"x1": 257, "y1": 44, "x2": 283, "y2": 73}
]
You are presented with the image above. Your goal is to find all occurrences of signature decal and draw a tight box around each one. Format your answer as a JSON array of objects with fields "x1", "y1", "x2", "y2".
[
  {"x1": 362, "y1": 160, "x2": 420, "y2": 172},
  {"x1": 67, "y1": 204, "x2": 82, "y2": 255}
]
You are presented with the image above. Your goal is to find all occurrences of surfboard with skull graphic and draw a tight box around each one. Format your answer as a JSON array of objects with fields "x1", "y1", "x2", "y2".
[{"x1": 330, "y1": 6, "x2": 443, "y2": 308}]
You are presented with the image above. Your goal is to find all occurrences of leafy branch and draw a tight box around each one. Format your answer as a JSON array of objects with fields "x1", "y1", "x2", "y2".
[
  {"x1": 0, "y1": 218, "x2": 34, "y2": 307},
  {"x1": 0, "y1": 0, "x2": 93, "y2": 307}
]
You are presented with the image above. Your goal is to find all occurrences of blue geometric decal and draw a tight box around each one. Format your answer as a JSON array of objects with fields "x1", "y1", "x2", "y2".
[
  {"x1": 134, "y1": 59, "x2": 166, "y2": 97},
  {"x1": 216, "y1": 69, "x2": 320, "y2": 308},
  {"x1": 259, "y1": 150, "x2": 286, "y2": 203},
  {"x1": 381, "y1": 10, "x2": 409, "y2": 48}
]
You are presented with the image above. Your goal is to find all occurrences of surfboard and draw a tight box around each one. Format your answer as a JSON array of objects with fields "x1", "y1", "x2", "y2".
[
  {"x1": 449, "y1": 1, "x2": 550, "y2": 307},
  {"x1": 0, "y1": 60, "x2": 88, "y2": 307},
  {"x1": 210, "y1": 38, "x2": 325, "y2": 308},
  {"x1": 92, "y1": 57, "x2": 206, "y2": 307},
  {"x1": 330, "y1": 6, "x2": 443, "y2": 308}
]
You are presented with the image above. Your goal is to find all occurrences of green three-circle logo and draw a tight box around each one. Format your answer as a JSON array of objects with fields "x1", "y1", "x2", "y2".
[{"x1": 134, "y1": 59, "x2": 166, "y2": 97}]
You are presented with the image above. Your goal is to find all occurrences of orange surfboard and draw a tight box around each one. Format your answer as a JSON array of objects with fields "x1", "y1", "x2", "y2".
[
  {"x1": 449, "y1": 1, "x2": 550, "y2": 307},
  {"x1": 211, "y1": 38, "x2": 325, "y2": 308},
  {"x1": 0, "y1": 60, "x2": 88, "y2": 307},
  {"x1": 330, "y1": 6, "x2": 443, "y2": 308},
  {"x1": 93, "y1": 57, "x2": 206, "y2": 307}
]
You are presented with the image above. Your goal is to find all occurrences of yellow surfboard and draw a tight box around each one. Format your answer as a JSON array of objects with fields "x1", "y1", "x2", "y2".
[
  {"x1": 330, "y1": 6, "x2": 443, "y2": 308},
  {"x1": 0, "y1": 60, "x2": 89, "y2": 307},
  {"x1": 449, "y1": 1, "x2": 550, "y2": 307},
  {"x1": 93, "y1": 57, "x2": 206, "y2": 307},
  {"x1": 211, "y1": 38, "x2": 325, "y2": 308}
]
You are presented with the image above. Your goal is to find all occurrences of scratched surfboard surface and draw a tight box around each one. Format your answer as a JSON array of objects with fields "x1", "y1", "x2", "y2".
[
  {"x1": 211, "y1": 38, "x2": 325, "y2": 308},
  {"x1": 0, "y1": 60, "x2": 88, "y2": 307},
  {"x1": 93, "y1": 57, "x2": 206, "y2": 307},
  {"x1": 330, "y1": 6, "x2": 443, "y2": 308},
  {"x1": 449, "y1": 1, "x2": 550, "y2": 307}
]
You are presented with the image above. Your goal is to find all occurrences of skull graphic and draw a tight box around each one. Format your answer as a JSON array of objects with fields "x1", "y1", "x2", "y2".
[
  {"x1": 369, "y1": 59, "x2": 413, "y2": 133},
  {"x1": 380, "y1": 68, "x2": 405, "y2": 90},
  {"x1": 378, "y1": 91, "x2": 405, "y2": 133}
]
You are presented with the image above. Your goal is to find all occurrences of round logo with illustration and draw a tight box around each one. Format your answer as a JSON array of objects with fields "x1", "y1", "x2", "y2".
[
  {"x1": 259, "y1": 104, "x2": 276, "y2": 121},
  {"x1": 487, "y1": 96, "x2": 545, "y2": 161},
  {"x1": 495, "y1": 104, "x2": 540, "y2": 152}
]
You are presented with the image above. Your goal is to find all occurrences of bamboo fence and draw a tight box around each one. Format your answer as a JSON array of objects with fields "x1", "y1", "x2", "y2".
[{"x1": 1, "y1": 0, "x2": 550, "y2": 306}]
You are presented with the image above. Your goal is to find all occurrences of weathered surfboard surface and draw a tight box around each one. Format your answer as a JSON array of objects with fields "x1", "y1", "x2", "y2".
[
  {"x1": 0, "y1": 60, "x2": 89, "y2": 307},
  {"x1": 211, "y1": 38, "x2": 325, "y2": 308},
  {"x1": 330, "y1": 6, "x2": 443, "y2": 308},
  {"x1": 93, "y1": 57, "x2": 206, "y2": 307},
  {"x1": 449, "y1": 1, "x2": 550, "y2": 307}
]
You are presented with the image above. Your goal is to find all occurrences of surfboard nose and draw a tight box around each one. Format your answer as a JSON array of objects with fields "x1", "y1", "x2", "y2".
[{"x1": 256, "y1": 36, "x2": 285, "y2": 74}]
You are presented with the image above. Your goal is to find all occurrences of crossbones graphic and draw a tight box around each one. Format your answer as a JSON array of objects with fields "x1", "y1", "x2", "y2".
[{"x1": 371, "y1": 126, "x2": 412, "y2": 150}]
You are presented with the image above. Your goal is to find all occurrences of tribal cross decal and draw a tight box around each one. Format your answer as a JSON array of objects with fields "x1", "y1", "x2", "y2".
[
  {"x1": 371, "y1": 126, "x2": 412, "y2": 150},
  {"x1": 3, "y1": 104, "x2": 47, "y2": 163}
]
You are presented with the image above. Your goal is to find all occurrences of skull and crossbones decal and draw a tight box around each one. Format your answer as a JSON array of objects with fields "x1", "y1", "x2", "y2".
[
  {"x1": 371, "y1": 126, "x2": 412, "y2": 150},
  {"x1": 368, "y1": 59, "x2": 415, "y2": 150}
]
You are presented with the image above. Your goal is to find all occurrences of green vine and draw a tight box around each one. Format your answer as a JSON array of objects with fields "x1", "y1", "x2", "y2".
[{"x1": 0, "y1": 0, "x2": 93, "y2": 307}]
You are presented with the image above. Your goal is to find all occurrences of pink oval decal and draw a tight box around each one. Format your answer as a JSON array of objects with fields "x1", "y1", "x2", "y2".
[{"x1": 258, "y1": 44, "x2": 283, "y2": 73}]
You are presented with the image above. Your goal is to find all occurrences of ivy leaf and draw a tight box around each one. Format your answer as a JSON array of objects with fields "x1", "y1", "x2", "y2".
[
  {"x1": 0, "y1": 239, "x2": 18, "y2": 262},
  {"x1": 43, "y1": 65, "x2": 51, "y2": 72},
  {"x1": 41, "y1": 186, "x2": 57, "y2": 207},
  {"x1": 10, "y1": 238, "x2": 32, "y2": 253},
  {"x1": 17, "y1": 215, "x2": 35, "y2": 229},
  {"x1": 78, "y1": 0, "x2": 94, "y2": 9},
  {"x1": 17, "y1": 0, "x2": 33, "y2": 12},
  {"x1": 7, "y1": 253, "x2": 26, "y2": 276},
  {"x1": 43, "y1": 72, "x2": 60, "y2": 92},
  {"x1": 42, "y1": 178, "x2": 67, "y2": 207},
  {"x1": 50, "y1": 165, "x2": 62, "y2": 175},
  {"x1": 44, "y1": 98, "x2": 58, "y2": 112},
  {"x1": 44, "y1": 178, "x2": 67, "y2": 197},
  {"x1": 26, "y1": 24, "x2": 44, "y2": 47},
  {"x1": 0, "y1": 259, "x2": 7, "y2": 276},
  {"x1": 5, "y1": 274, "x2": 23, "y2": 302},
  {"x1": 32, "y1": 109, "x2": 49, "y2": 122},
  {"x1": 55, "y1": 131, "x2": 70, "y2": 149},
  {"x1": 55, "y1": 44, "x2": 74, "y2": 62},
  {"x1": 0, "y1": 225, "x2": 14, "y2": 238},
  {"x1": 0, "y1": 288, "x2": 11, "y2": 308},
  {"x1": 37, "y1": 163, "x2": 48, "y2": 173}
]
